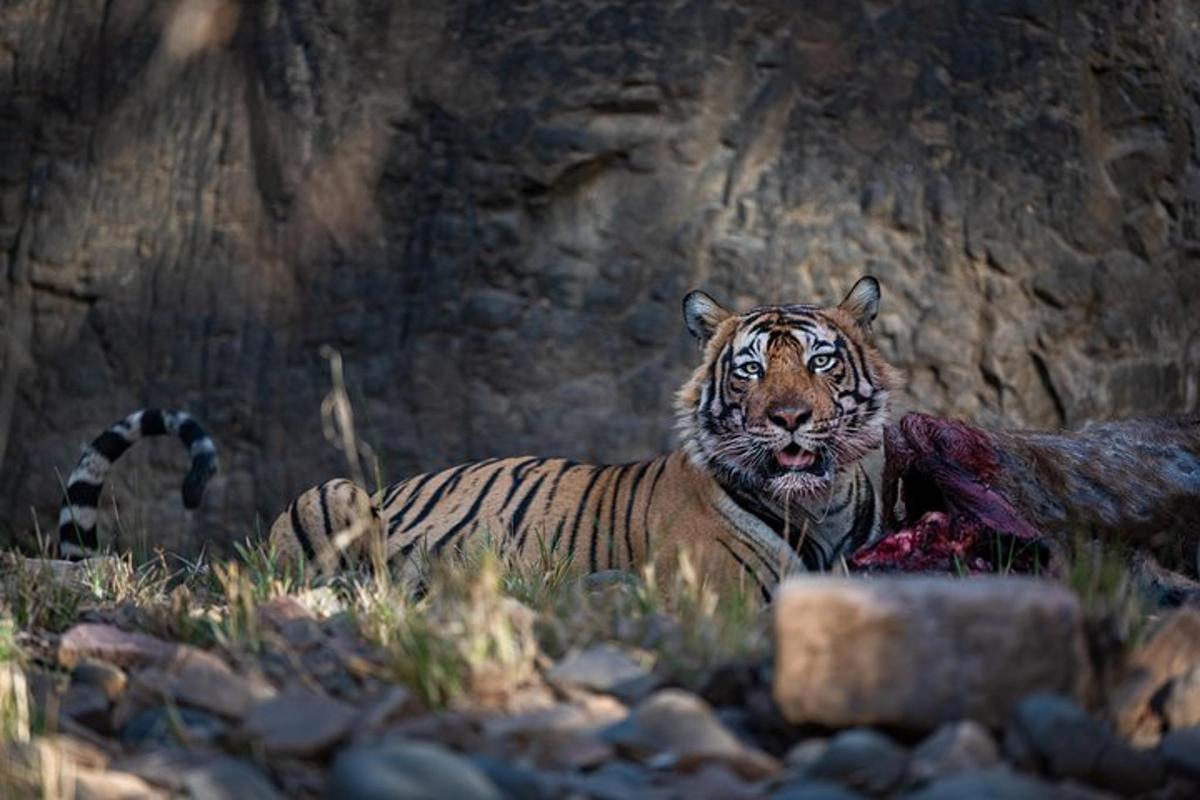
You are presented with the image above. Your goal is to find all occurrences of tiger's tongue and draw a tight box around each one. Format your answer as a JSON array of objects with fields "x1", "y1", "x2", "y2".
[{"x1": 777, "y1": 447, "x2": 815, "y2": 469}]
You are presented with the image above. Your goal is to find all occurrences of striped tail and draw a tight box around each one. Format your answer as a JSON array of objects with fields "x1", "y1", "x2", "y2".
[{"x1": 58, "y1": 409, "x2": 218, "y2": 559}]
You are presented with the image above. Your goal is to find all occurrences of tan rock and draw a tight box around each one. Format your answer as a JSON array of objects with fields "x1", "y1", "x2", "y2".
[
  {"x1": 164, "y1": 647, "x2": 276, "y2": 719},
  {"x1": 1110, "y1": 608, "x2": 1200, "y2": 744},
  {"x1": 108, "y1": 748, "x2": 215, "y2": 793},
  {"x1": 257, "y1": 595, "x2": 314, "y2": 626},
  {"x1": 73, "y1": 768, "x2": 167, "y2": 800},
  {"x1": 1163, "y1": 666, "x2": 1200, "y2": 730},
  {"x1": 41, "y1": 734, "x2": 111, "y2": 770},
  {"x1": 773, "y1": 576, "x2": 1093, "y2": 729},
  {"x1": 483, "y1": 700, "x2": 624, "y2": 769},
  {"x1": 605, "y1": 689, "x2": 780, "y2": 779},
  {"x1": 257, "y1": 596, "x2": 325, "y2": 650},
  {"x1": 60, "y1": 624, "x2": 275, "y2": 723},
  {"x1": 58, "y1": 624, "x2": 175, "y2": 671}
]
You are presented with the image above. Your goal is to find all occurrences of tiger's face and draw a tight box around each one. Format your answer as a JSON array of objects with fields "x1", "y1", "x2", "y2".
[{"x1": 676, "y1": 277, "x2": 900, "y2": 501}]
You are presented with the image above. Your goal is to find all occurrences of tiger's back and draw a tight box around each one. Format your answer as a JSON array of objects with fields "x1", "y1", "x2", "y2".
[{"x1": 269, "y1": 276, "x2": 900, "y2": 597}]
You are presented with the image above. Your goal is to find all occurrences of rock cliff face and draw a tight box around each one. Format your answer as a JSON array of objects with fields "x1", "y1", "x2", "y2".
[{"x1": 1, "y1": 0, "x2": 1198, "y2": 551}]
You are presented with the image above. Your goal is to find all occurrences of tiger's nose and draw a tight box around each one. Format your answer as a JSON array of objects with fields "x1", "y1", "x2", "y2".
[{"x1": 767, "y1": 405, "x2": 812, "y2": 432}]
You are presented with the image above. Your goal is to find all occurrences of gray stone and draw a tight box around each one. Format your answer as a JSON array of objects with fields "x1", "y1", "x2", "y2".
[
  {"x1": 546, "y1": 643, "x2": 655, "y2": 701},
  {"x1": 120, "y1": 706, "x2": 225, "y2": 748},
  {"x1": 561, "y1": 762, "x2": 657, "y2": 800},
  {"x1": 242, "y1": 690, "x2": 357, "y2": 757},
  {"x1": 1159, "y1": 726, "x2": 1200, "y2": 781},
  {"x1": 330, "y1": 740, "x2": 503, "y2": 800},
  {"x1": 671, "y1": 762, "x2": 761, "y2": 800},
  {"x1": 773, "y1": 577, "x2": 1093, "y2": 730},
  {"x1": 806, "y1": 728, "x2": 908, "y2": 795},
  {"x1": 784, "y1": 738, "x2": 830, "y2": 772},
  {"x1": 772, "y1": 780, "x2": 869, "y2": 800},
  {"x1": 61, "y1": 684, "x2": 112, "y2": 733},
  {"x1": 900, "y1": 767, "x2": 1058, "y2": 800},
  {"x1": 71, "y1": 659, "x2": 127, "y2": 701},
  {"x1": 1005, "y1": 693, "x2": 1164, "y2": 795},
  {"x1": 480, "y1": 698, "x2": 621, "y2": 770},
  {"x1": 603, "y1": 689, "x2": 780, "y2": 779},
  {"x1": 908, "y1": 720, "x2": 999, "y2": 783},
  {"x1": 162, "y1": 648, "x2": 276, "y2": 720},
  {"x1": 182, "y1": 757, "x2": 283, "y2": 800},
  {"x1": 468, "y1": 755, "x2": 549, "y2": 800}
]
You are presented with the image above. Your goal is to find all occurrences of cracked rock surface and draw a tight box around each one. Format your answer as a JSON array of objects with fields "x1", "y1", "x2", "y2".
[{"x1": 1, "y1": 1, "x2": 1199, "y2": 551}]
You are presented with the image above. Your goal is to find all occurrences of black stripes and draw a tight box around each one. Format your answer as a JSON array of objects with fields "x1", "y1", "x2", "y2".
[
  {"x1": 589, "y1": 467, "x2": 622, "y2": 572},
  {"x1": 566, "y1": 467, "x2": 606, "y2": 557},
  {"x1": 60, "y1": 522, "x2": 99, "y2": 552},
  {"x1": 399, "y1": 462, "x2": 476, "y2": 534},
  {"x1": 289, "y1": 501, "x2": 318, "y2": 562},
  {"x1": 141, "y1": 409, "x2": 167, "y2": 436},
  {"x1": 509, "y1": 473, "x2": 549, "y2": 548},
  {"x1": 641, "y1": 457, "x2": 669, "y2": 556},
  {"x1": 58, "y1": 408, "x2": 218, "y2": 558},
  {"x1": 66, "y1": 481, "x2": 102, "y2": 507},
  {"x1": 621, "y1": 460, "x2": 652, "y2": 567},
  {"x1": 178, "y1": 418, "x2": 206, "y2": 447},
  {"x1": 318, "y1": 482, "x2": 336, "y2": 543},
  {"x1": 432, "y1": 467, "x2": 506, "y2": 555},
  {"x1": 91, "y1": 431, "x2": 131, "y2": 461},
  {"x1": 385, "y1": 472, "x2": 439, "y2": 532}
]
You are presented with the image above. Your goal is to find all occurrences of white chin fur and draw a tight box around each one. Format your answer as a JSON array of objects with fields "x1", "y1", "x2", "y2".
[{"x1": 768, "y1": 471, "x2": 833, "y2": 499}]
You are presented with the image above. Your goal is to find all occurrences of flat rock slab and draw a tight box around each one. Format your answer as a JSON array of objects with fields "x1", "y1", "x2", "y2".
[
  {"x1": 73, "y1": 768, "x2": 167, "y2": 800},
  {"x1": 161, "y1": 648, "x2": 276, "y2": 719},
  {"x1": 773, "y1": 576, "x2": 1093, "y2": 729},
  {"x1": 182, "y1": 757, "x2": 284, "y2": 800},
  {"x1": 604, "y1": 689, "x2": 779, "y2": 779},
  {"x1": 242, "y1": 690, "x2": 357, "y2": 757},
  {"x1": 59, "y1": 624, "x2": 176, "y2": 670},
  {"x1": 331, "y1": 740, "x2": 504, "y2": 800},
  {"x1": 546, "y1": 643, "x2": 656, "y2": 701},
  {"x1": 908, "y1": 720, "x2": 999, "y2": 783},
  {"x1": 899, "y1": 767, "x2": 1057, "y2": 800}
]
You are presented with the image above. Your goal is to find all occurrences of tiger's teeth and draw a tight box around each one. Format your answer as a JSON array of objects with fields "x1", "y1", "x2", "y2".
[{"x1": 777, "y1": 448, "x2": 815, "y2": 469}]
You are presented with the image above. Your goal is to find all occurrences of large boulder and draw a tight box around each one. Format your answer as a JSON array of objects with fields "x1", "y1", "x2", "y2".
[{"x1": 773, "y1": 576, "x2": 1093, "y2": 729}]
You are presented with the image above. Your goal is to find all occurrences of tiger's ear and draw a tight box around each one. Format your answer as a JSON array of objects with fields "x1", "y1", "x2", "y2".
[
  {"x1": 682, "y1": 290, "x2": 733, "y2": 343},
  {"x1": 838, "y1": 276, "x2": 881, "y2": 331}
]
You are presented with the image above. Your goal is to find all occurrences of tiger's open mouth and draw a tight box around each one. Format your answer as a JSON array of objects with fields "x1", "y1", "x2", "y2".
[{"x1": 773, "y1": 444, "x2": 827, "y2": 476}]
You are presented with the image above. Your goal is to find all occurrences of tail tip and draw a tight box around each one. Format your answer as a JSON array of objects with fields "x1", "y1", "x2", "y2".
[{"x1": 181, "y1": 452, "x2": 218, "y2": 509}]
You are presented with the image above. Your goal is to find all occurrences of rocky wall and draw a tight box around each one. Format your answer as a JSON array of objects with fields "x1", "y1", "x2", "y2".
[{"x1": 1, "y1": 0, "x2": 1197, "y2": 552}]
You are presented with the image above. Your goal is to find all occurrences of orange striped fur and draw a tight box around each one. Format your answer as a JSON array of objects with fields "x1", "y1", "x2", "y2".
[{"x1": 269, "y1": 278, "x2": 901, "y2": 598}]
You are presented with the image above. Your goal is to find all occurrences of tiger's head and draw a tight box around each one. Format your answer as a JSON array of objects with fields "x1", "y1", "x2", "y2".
[{"x1": 676, "y1": 277, "x2": 901, "y2": 502}]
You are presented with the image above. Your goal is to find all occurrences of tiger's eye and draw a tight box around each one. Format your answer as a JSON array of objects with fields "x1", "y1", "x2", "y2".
[
  {"x1": 737, "y1": 362, "x2": 763, "y2": 378},
  {"x1": 808, "y1": 353, "x2": 836, "y2": 371}
]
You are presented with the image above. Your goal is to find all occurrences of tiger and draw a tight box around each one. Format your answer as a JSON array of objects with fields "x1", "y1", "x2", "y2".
[
  {"x1": 57, "y1": 409, "x2": 218, "y2": 558},
  {"x1": 267, "y1": 276, "x2": 901, "y2": 598}
]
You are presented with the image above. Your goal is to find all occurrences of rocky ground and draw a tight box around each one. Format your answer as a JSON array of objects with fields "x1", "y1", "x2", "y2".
[{"x1": 2, "y1": 546, "x2": 1200, "y2": 799}]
